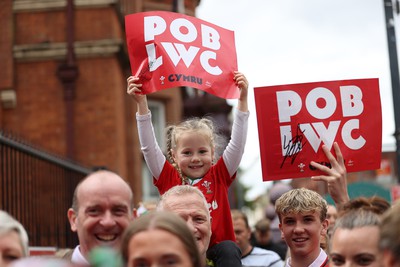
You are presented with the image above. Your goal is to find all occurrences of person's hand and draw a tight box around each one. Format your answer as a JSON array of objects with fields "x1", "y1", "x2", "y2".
[
  {"x1": 127, "y1": 76, "x2": 145, "y2": 101},
  {"x1": 234, "y1": 71, "x2": 248, "y2": 112},
  {"x1": 310, "y1": 142, "x2": 350, "y2": 209},
  {"x1": 127, "y1": 76, "x2": 149, "y2": 114},
  {"x1": 234, "y1": 71, "x2": 248, "y2": 95}
]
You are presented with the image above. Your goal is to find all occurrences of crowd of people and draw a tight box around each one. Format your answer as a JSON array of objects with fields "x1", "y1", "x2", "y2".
[
  {"x1": 2, "y1": 169, "x2": 399, "y2": 267},
  {"x1": 1, "y1": 72, "x2": 399, "y2": 267}
]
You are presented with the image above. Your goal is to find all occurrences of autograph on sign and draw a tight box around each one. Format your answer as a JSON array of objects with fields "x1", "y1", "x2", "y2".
[{"x1": 281, "y1": 124, "x2": 307, "y2": 169}]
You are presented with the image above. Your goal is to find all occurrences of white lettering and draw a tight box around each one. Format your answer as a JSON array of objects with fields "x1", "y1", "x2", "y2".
[
  {"x1": 145, "y1": 43, "x2": 163, "y2": 71},
  {"x1": 170, "y1": 18, "x2": 197, "y2": 43},
  {"x1": 299, "y1": 121, "x2": 340, "y2": 152},
  {"x1": 341, "y1": 119, "x2": 366, "y2": 149},
  {"x1": 161, "y1": 42, "x2": 200, "y2": 67},
  {"x1": 144, "y1": 16, "x2": 166, "y2": 42},
  {"x1": 200, "y1": 51, "x2": 222, "y2": 75},
  {"x1": 306, "y1": 87, "x2": 337, "y2": 119},
  {"x1": 276, "y1": 90, "x2": 302, "y2": 123},
  {"x1": 201, "y1": 24, "x2": 221, "y2": 50},
  {"x1": 143, "y1": 16, "x2": 223, "y2": 75},
  {"x1": 340, "y1": 85, "x2": 364, "y2": 117},
  {"x1": 277, "y1": 85, "x2": 366, "y2": 152}
]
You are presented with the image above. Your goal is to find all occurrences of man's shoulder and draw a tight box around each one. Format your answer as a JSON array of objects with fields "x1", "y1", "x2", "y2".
[
  {"x1": 54, "y1": 248, "x2": 74, "y2": 261},
  {"x1": 251, "y1": 246, "x2": 281, "y2": 257},
  {"x1": 242, "y1": 246, "x2": 283, "y2": 267}
]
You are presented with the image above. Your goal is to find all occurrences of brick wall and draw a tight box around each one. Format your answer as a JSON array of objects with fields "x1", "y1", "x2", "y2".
[{"x1": 2, "y1": 0, "x2": 199, "y2": 206}]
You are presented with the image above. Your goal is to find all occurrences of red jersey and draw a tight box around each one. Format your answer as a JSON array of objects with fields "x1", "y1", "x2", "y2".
[{"x1": 154, "y1": 157, "x2": 236, "y2": 247}]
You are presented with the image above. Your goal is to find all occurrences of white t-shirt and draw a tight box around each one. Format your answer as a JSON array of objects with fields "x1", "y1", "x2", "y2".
[
  {"x1": 242, "y1": 246, "x2": 284, "y2": 267},
  {"x1": 71, "y1": 245, "x2": 89, "y2": 265},
  {"x1": 285, "y1": 248, "x2": 328, "y2": 267}
]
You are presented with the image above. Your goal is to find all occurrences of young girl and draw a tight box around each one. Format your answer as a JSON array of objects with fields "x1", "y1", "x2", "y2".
[{"x1": 127, "y1": 71, "x2": 249, "y2": 266}]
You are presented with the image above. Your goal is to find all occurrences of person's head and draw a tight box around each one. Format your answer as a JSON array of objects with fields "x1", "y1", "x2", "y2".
[
  {"x1": 326, "y1": 204, "x2": 338, "y2": 237},
  {"x1": 379, "y1": 202, "x2": 400, "y2": 267},
  {"x1": 157, "y1": 185, "x2": 211, "y2": 263},
  {"x1": 326, "y1": 205, "x2": 337, "y2": 225},
  {"x1": 231, "y1": 209, "x2": 252, "y2": 255},
  {"x1": 269, "y1": 182, "x2": 292, "y2": 206},
  {"x1": 265, "y1": 204, "x2": 276, "y2": 221},
  {"x1": 0, "y1": 211, "x2": 29, "y2": 267},
  {"x1": 330, "y1": 209, "x2": 382, "y2": 267},
  {"x1": 254, "y1": 218, "x2": 272, "y2": 245},
  {"x1": 67, "y1": 170, "x2": 134, "y2": 259},
  {"x1": 275, "y1": 188, "x2": 328, "y2": 260},
  {"x1": 340, "y1": 196, "x2": 390, "y2": 216},
  {"x1": 121, "y1": 211, "x2": 202, "y2": 267},
  {"x1": 165, "y1": 117, "x2": 224, "y2": 183}
]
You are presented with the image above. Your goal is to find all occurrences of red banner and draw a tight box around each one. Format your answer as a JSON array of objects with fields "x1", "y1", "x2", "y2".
[
  {"x1": 125, "y1": 11, "x2": 239, "y2": 99},
  {"x1": 254, "y1": 78, "x2": 382, "y2": 181}
]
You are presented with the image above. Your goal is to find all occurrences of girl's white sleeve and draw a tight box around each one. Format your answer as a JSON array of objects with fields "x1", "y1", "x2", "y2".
[
  {"x1": 136, "y1": 112, "x2": 166, "y2": 179},
  {"x1": 222, "y1": 109, "x2": 250, "y2": 176}
]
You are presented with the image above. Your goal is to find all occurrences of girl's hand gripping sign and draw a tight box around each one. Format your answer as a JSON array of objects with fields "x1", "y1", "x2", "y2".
[
  {"x1": 125, "y1": 11, "x2": 239, "y2": 99},
  {"x1": 254, "y1": 78, "x2": 382, "y2": 181}
]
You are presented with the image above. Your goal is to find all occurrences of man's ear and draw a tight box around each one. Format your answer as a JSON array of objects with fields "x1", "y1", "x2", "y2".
[
  {"x1": 67, "y1": 208, "x2": 78, "y2": 232},
  {"x1": 246, "y1": 226, "x2": 252, "y2": 240},
  {"x1": 279, "y1": 223, "x2": 285, "y2": 241},
  {"x1": 321, "y1": 219, "x2": 329, "y2": 236},
  {"x1": 132, "y1": 208, "x2": 138, "y2": 219}
]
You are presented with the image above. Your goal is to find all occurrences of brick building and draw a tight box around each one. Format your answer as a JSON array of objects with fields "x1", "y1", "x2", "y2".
[{"x1": 0, "y1": 0, "x2": 231, "y2": 207}]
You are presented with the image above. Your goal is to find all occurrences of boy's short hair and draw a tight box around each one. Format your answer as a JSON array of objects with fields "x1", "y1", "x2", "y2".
[{"x1": 275, "y1": 188, "x2": 327, "y2": 222}]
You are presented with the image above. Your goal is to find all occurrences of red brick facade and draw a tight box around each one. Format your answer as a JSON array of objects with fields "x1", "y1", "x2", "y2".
[{"x1": 1, "y1": 0, "x2": 200, "y2": 205}]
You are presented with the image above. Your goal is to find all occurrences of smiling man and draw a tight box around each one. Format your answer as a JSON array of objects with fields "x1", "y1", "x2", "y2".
[
  {"x1": 66, "y1": 170, "x2": 134, "y2": 265},
  {"x1": 157, "y1": 185, "x2": 212, "y2": 267}
]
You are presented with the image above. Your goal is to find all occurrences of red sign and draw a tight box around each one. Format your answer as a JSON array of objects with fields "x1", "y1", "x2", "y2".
[
  {"x1": 125, "y1": 11, "x2": 239, "y2": 99},
  {"x1": 254, "y1": 78, "x2": 382, "y2": 181}
]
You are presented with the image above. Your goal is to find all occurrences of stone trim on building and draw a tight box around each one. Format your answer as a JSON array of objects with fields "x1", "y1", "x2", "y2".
[
  {"x1": 13, "y1": 39, "x2": 123, "y2": 61},
  {"x1": 13, "y1": 0, "x2": 117, "y2": 12}
]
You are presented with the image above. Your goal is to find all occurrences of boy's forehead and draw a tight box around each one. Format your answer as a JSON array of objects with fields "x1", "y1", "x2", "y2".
[{"x1": 282, "y1": 210, "x2": 321, "y2": 218}]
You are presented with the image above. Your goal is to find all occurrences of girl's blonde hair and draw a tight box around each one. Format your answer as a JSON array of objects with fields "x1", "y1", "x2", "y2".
[{"x1": 165, "y1": 117, "x2": 226, "y2": 184}]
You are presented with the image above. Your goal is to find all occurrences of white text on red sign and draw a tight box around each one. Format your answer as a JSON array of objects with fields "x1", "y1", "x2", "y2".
[
  {"x1": 144, "y1": 16, "x2": 222, "y2": 75},
  {"x1": 276, "y1": 85, "x2": 366, "y2": 155}
]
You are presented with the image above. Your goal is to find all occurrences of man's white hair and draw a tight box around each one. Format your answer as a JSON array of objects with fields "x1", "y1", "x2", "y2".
[{"x1": 157, "y1": 185, "x2": 210, "y2": 219}]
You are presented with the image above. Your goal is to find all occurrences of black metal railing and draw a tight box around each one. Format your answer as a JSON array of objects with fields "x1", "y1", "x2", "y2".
[{"x1": 0, "y1": 130, "x2": 92, "y2": 249}]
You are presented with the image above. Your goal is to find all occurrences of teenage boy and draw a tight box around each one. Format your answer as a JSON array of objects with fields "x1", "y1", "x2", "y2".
[{"x1": 275, "y1": 188, "x2": 329, "y2": 267}]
